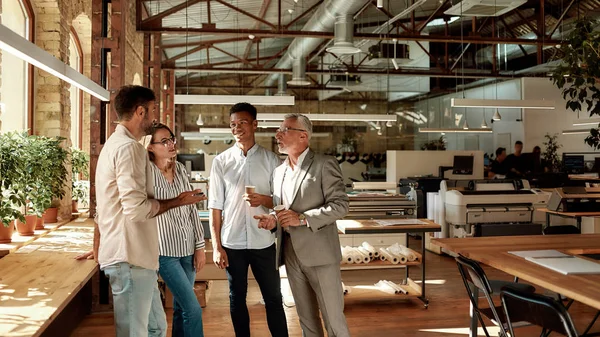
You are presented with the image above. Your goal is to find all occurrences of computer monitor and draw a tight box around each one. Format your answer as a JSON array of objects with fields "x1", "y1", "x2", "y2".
[
  {"x1": 177, "y1": 153, "x2": 205, "y2": 176},
  {"x1": 521, "y1": 152, "x2": 541, "y2": 173},
  {"x1": 452, "y1": 155, "x2": 474, "y2": 175},
  {"x1": 563, "y1": 154, "x2": 585, "y2": 174}
]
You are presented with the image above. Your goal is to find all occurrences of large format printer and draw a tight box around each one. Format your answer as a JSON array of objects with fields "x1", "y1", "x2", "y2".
[
  {"x1": 346, "y1": 182, "x2": 417, "y2": 219},
  {"x1": 441, "y1": 179, "x2": 551, "y2": 238}
]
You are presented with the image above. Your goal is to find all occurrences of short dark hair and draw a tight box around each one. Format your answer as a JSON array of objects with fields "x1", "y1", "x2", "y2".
[
  {"x1": 515, "y1": 141, "x2": 523, "y2": 146},
  {"x1": 113, "y1": 85, "x2": 156, "y2": 121},
  {"x1": 533, "y1": 146, "x2": 541, "y2": 151},
  {"x1": 496, "y1": 147, "x2": 506, "y2": 157},
  {"x1": 229, "y1": 102, "x2": 257, "y2": 120}
]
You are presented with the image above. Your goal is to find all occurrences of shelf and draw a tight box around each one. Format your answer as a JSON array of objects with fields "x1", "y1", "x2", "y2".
[
  {"x1": 344, "y1": 278, "x2": 422, "y2": 299},
  {"x1": 341, "y1": 258, "x2": 421, "y2": 270}
]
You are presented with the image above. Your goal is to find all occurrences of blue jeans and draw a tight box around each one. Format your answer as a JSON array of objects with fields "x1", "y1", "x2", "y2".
[
  {"x1": 159, "y1": 255, "x2": 204, "y2": 337},
  {"x1": 103, "y1": 263, "x2": 167, "y2": 337}
]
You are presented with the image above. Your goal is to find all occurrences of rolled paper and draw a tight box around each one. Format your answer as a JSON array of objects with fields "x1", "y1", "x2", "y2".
[
  {"x1": 378, "y1": 248, "x2": 399, "y2": 264},
  {"x1": 341, "y1": 247, "x2": 354, "y2": 264},
  {"x1": 358, "y1": 246, "x2": 373, "y2": 257},
  {"x1": 384, "y1": 280, "x2": 407, "y2": 295},
  {"x1": 387, "y1": 243, "x2": 414, "y2": 263},
  {"x1": 361, "y1": 242, "x2": 376, "y2": 256},
  {"x1": 375, "y1": 280, "x2": 397, "y2": 295},
  {"x1": 354, "y1": 247, "x2": 371, "y2": 263},
  {"x1": 342, "y1": 246, "x2": 362, "y2": 264}
]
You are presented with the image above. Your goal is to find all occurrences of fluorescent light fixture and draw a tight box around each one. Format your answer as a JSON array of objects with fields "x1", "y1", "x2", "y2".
[
  {"x1": 419, "y1": 128, "x2": 493, "y2": 133},
  {"x1": 256, "y1": 113, "x2": 396, "y2": 122},
  {"x1": 451, "y1": 98, "x2": 555, "y2": 110},
  {"x1": 0, "y1": 23, "x2": 110, "y2": 101},
  {"x1": 197, "y1": 128, "x2": 231, "y2": 134},
  {"x1": 182, "y1": 131, "x2": 330, "y2": 139},
  {"x1": 562, "y1": 129, "x2": 590, "y2": 135},
  {"x1": 573, "y1": 119, "x2": 600, "y2": 126},
  {"x1": 175, "y1": 94, "x2": 295, "y2": 106}
]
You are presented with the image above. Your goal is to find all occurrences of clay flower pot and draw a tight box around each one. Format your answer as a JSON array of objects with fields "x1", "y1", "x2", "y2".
[
  {"x1": 43, "y1": 207, "x2": 58, "y2": 224},
  {"x1": 16, "y1": 215, "x2": 37, "y2": 236},
  {"x1": 35, "y1": 216, "x2": 44, "y2": 230},
  {"x1": 72, "y1": 200, "x2": 79, "y2": 214},
  {"x1": 0, "y1": 222, "x2": 15, "y2": 243}
]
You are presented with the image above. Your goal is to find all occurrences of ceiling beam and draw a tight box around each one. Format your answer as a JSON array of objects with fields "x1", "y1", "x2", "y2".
[
  {"x1": 547, "y1": 0, "x2": 576, "y2": 37},
  {"x1": 285, "y1": 0, "x2": 323, "y2": 29},
  {"x1": 213, "y1": 0, "x2": 276, "y2": 29},
  {"x1": 139, "y1": 27, "x2": 562, "y2": 45},
  {"x1": 243, "y1": 0, "x2": 272, "y2": 62},
  {"x1": 161, "y1": 36, "x2": 250, "y2": 49},
  {"x1": 142, "y1": 0, "x2": 205, "y2": 28}
]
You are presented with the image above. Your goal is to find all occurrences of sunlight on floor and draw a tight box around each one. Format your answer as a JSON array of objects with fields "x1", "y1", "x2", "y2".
[{"x1": 420, "y1": 326, "x2": 501, "y2": 336}]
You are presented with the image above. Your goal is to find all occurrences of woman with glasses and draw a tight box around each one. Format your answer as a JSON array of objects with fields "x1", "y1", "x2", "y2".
[{"x1": 147, "y1": 122, "x2": 206, "y2": 337}]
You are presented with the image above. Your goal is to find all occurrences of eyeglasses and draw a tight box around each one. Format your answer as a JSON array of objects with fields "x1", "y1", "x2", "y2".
[
  {"x1": 276, "y1": 127, "x2": 307, "y2": 133},
  {"x1": 151, "y1": 137, "x2": 177, "y2": 147}
]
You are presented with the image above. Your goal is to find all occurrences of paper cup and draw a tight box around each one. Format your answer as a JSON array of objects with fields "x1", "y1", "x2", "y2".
[
  {"x1": 273, "y1": 205, "x2": 286, "y2": 214},
  {"x1": 245, "y1": 186, "x2": 256, "y2": 194}
]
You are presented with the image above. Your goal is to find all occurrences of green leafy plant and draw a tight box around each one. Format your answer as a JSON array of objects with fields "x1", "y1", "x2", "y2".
[
  {"x1": 0, "y1": 131, "x2": 27, "y2": 227},
  {"x1": 543, "y1": 133, "x2": 562, "y2": 172},
  {"x1": 551, "y1": 17, "x2": 600, "y2": 149},
  {"x1": 71, "y1": 148, "x2": 90, "y2": 206},
  {"x1": 421, "y1": 136, "x2": 447, "y2": 151}
]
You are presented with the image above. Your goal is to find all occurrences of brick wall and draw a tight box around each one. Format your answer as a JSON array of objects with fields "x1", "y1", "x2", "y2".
[{"x1": 125, "y1": 0, "x2": 144, "y2": 85}]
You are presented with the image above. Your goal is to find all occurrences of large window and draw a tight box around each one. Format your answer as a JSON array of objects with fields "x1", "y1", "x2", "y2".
[
  {"x1": 0, "y1": 0, "x2": 31, "y2": 133},
  {"x1": 69, "y1": 32, "x2": 82, "y2": 148}
]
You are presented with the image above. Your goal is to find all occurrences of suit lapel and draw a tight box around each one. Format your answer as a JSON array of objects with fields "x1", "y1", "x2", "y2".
[
  {"x1": 290, "y1": 150, "x2": 314, "y2": 206},
  {"x1": 273, "y1": 165, "x2": 285, "y2": 206}
]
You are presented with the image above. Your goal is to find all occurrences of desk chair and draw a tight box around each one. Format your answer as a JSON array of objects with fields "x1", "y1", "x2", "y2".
[
  {"x1": 500, "y1": 286, "x2": 578, "y2": 337},
  {"x1": 456, "y1": 255, "x2": 536, "y2": 337}
]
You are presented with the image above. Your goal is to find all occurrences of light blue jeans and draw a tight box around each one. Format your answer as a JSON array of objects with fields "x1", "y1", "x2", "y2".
[
  {"x1": 159, "y1": 255, "x2": 204, "y2": 337},
  {"x1": 103, "y1": 263, "x2": 167, "y2": 337}
]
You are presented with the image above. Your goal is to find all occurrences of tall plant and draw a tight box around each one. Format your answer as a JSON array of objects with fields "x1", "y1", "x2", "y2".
[
  {"x1": 543, "y1": 133, "x2": 562, "y2": 172},
  {"x1": 71, "y1": 148, "x2": 90, "y2": 206},
  {"x1": 0, "y1": 131, "x2": 26, "y2": 227},
  {"x1": 551, "y1": 17, "x2": 600, "y2": 149}
]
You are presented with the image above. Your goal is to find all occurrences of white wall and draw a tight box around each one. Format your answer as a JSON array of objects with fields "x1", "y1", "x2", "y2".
[
  {"x1": 413, "y1": 79, "x2": 524, "y2": 156},
  {"x1": 387, "y1": 150, "x2": 484, "y2": 182},
  {"x1": 522, "y1": 77, "x2": 600, "y2": 157}
]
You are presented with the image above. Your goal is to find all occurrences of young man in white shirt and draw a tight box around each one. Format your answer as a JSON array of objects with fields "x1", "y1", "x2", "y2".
[
  {"x1": 209, "y1": 102, "x2": 288, "y2": 337},
  {"x1": 91, "y1": 85, "x2": 205, "y2": 337}
]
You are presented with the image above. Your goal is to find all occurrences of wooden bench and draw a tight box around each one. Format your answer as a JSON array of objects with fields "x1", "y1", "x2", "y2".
[
  {"x1": 0, "y1": 220, "x2": 71, "y2": 258},
  {"x1": 0, "y1": 218, "x2": 98, "y2": 337}
]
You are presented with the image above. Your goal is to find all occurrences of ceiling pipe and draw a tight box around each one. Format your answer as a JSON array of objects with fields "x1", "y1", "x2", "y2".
[
  {"x1": 264, "y1": 0, "x2": 370, "y2": 87},
  {"x1": 326, "y1": 14, "x2": 361, "y2": 54},
  {"x1": 275, "y1": 74, "x2": 289, "y2": 95},
  {"x1": 288, "y1": 58, "x2": 311, "y2": 86}
]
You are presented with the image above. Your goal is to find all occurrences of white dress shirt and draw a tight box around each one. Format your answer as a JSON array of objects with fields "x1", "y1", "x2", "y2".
[
  {"x1": 209, "y1": 144, "x2": 281, "y2": 250},
  {"x1": 282, "y1": 147, "x2": 310, "y2": 210},
  {"x1": 95, "y1": 125, "x2": 160, "y2": 270},
  {"x1": 151, "y1": 161, "x2": 205, "y2": 257}
]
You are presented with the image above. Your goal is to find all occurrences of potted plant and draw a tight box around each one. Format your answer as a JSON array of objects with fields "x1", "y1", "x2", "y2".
[
  {"x1": 71, "y1": 148, "x2": 89, "y2": 213},
  {"x1": 421, "y1": 136, "x2": 447, "y2": 150},
  {"x1": 543, "y1": 133, "x2": 562, "y2": 172},
  {"x1": 550, "y1": 17, "x2": 600, "y2": 149},
  {"x1": 40, "y1": 136, "x2": 68, "y2": 223},
  {"x1": 0, "y1": 131, "x2": 27, "y2": 242}
]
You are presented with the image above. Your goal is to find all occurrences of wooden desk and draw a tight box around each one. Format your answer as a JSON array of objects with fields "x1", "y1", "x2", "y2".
[
  {"x1": 537, "y1": 208, "x2": 600, "y2": 229},
  {"x1": 0, "y1": 220, "x2": 70, "y2": 258},
  {"x1": 337, "y1": 219, "x2": 441, "y2": 307},
  {"x1": 0, "y1": 218, "x2": 98, "y2": 337},
  {"x1": 432, "y1": 235, "x2": 600, "y2": 337}
]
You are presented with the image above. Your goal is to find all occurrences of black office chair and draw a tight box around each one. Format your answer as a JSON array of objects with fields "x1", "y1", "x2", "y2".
[
  {"x1": 456, "y1": 255, "x2": 536, "y2": 337},
  {"x1": 500, "y1": 286, "x2": 579, "y2": 337},
  {"x1": 543, "y1": 225, "x2": 580, "y2": 235}
]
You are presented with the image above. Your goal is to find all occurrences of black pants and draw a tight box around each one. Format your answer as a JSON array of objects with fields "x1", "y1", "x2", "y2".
[{"x1": 224, "y1": 244, "x2": 288, "y2": 337}]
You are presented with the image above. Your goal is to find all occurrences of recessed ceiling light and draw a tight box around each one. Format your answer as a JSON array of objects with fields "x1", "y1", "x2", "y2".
[{"x1": 287, "y1": 9, "x2": 294, "y2": 14}]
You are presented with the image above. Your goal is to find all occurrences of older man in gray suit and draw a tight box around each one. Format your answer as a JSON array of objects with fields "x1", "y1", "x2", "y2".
[{"x1": 255, "y1": 113, "x2": 350, "y2": 337}]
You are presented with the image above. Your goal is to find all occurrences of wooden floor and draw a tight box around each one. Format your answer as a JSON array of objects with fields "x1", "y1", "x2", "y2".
[{"x1": 70, "y1": 238, "x2": 600, "y2": 337}]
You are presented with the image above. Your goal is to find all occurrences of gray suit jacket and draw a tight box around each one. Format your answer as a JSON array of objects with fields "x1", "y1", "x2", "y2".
[{"x1": 272, "y1": 149, "x2": 349, "y2": 268}]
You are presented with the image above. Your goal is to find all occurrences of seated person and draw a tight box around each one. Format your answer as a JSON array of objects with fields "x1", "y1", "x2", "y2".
[
  {"x1": 488, "y1": 147, "x2": 509, "y2": 178},
  {"x1": 505, "y1": 141, "x2": 525, "y2": 177}
]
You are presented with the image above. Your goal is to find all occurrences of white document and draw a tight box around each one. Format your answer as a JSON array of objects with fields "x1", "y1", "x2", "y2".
[
  {"x1": 525, "y1": 256, "x2": 600, "y2": 275},
  {"x1": 375, "y1": 219, "x2": 426, "y2": 226},
  {"x1": 509, "y1": 250, "x2": 570, "y2": 259}
]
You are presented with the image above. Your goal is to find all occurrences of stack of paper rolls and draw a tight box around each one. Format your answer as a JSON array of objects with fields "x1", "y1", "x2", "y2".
[
  {"x1": 388, "y1": 243, "x2": 418, "y2": 262},
  {"x1": 361, "y1": 242, "x2": 379, "y2": 258},
  {"x1": 341, "y1": 246, "x2": 369, "y2": 264}
]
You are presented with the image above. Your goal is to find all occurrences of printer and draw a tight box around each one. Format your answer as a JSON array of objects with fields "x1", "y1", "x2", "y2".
[
  {"x1": 547, "y1": 187, "x2": 600, "y2": 212},
  {"x1": 347, "y1": 182, "x2": 417, "y2": 219},
  {"x1": 441, "y1": 179, "x2": 551, "y2": 238}
]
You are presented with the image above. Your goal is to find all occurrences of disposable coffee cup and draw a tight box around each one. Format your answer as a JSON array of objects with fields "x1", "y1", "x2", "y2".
[
  {"x1": 273, "y1": 205, "x2": 286, "y2": 214},
  {"x1": 245, "y1": 186, "x2": 256, "y2": 194}
]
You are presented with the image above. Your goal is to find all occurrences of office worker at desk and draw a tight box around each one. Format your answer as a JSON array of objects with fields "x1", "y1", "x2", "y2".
[
  {"x1": 208, "y1": 102, "x2": 288, "y2": 337},
  {"x1": 256, "y1": 113, "x2": 351, "y2": 337},
  {"x1": 488, "y1": 147, "x2": 509, "y2": 178},
  {"x1": 506, "y1": 140, "x2": 525, "y2": 176}
]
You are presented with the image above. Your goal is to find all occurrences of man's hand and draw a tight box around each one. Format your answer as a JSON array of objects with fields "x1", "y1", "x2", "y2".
[
  {"x1": 75, "y1": 250, "x2": 95, "y2": 261},
  {"x1": 194, "y1": 248, "x2": 206, "y2": 272},
  {"x1": 213, "y1": 246, "x2": 229, "y2": 269},
  {"x1": 243, "y1": 193, "x2": 268, "y2": 208},
  {"x1": 277, "y1": 210, "x2": 301, "y2": 228},
  {"x1": 254, "y1": 214, "x2": 277, "y2": 231},
  {"x1": 177, "y1": 189, "x2": 207, "y2": 206}
]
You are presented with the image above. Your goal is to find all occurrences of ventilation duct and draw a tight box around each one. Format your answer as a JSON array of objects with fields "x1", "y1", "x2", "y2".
[
  {"x1": 264, "y1": 0, "x2": 370, "y2": 86},
  {"x1": 326, "y1": 15, "x2": 361, "y2": 54},
  {"x1": 275, "y1": 74, "x2": 288, "y2": 95},
  {"x1": 288, "y1": 58, "x2": 311, "y2": 86}
]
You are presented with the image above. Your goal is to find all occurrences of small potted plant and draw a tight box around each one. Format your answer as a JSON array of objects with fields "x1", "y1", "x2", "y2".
[
  {"x1": 0, "y1": 131, "x2": 27, "y2": 241},
  {"x1": 71, "y1": 148, "x2": 90, "y2": 213},
  {"x1": 543, "y1": 133, "x2": 562, "y2": 172}
]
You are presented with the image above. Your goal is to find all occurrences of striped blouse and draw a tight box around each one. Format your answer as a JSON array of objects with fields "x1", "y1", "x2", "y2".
[{"x1": 151, "y1": 161, "x2": 205, "y2": 257}]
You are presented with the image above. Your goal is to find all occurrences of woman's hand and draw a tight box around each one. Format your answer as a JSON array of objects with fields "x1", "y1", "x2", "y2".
[{"x1": 194, "y1": 248, "x2": 206, "y2": 272}]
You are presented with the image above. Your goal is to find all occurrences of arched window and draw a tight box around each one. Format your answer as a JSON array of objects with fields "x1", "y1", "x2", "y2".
[
  {"x1": 69, "y1": 30, "x2": 83, "y2": 148},
  {"x1": 0, "y1": 0, "x2": 33, "y2": 133}
]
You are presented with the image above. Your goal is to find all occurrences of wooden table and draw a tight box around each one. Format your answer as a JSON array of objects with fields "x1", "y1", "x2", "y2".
[
  {"x1": 432, "y1": 235, "x2": 600, "y2": 337},
  {"x1": 537, "y1": 208, "x2": 600, "y2": 230},
  {"x1": 0, "y1": 218, "x2": 98, "y2": 337},
  {"x1": 0, "y1": 220, "x2": 71, "y2": 258},
  {"x1": 337, "y1": 219, "x2": 441, "y2": 307}
]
